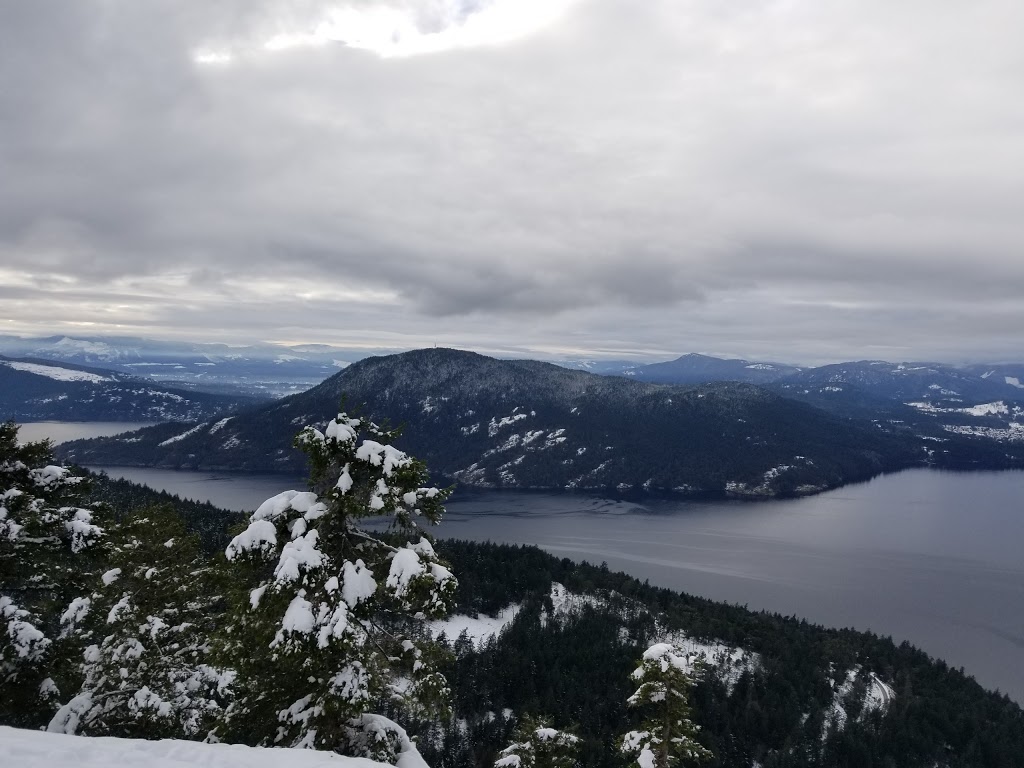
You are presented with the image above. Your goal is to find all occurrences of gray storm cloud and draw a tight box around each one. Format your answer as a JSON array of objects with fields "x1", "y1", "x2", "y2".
[{"x1": 1, "y1": 0, "x2": 1022, "y2": 363}]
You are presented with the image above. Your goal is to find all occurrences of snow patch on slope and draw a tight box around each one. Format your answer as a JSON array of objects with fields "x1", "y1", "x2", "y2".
[
  {"x1": 547, "y1": 581, "x2": 605, "y2": 615},
  {"x1": 659, "y1": 629, "x2": 760, "y2": 692},
  {"x1": 488, "y1": 412, "x2": 529, "y2": 437},
  {"x1": 209, "y1": 418, "x2": 232, "y2": 434},
  {"x1": 550, "y1": 583, "x2": 761, "y2": 693},
  {"x1": 427, "y1": 582, "x2": 602, "y2": 648},
  {"x1": 823, "y1": 666, "x2": 895, "y2": 736},
  {"x1": 426, "y1": 605, "x2": 521, "y2": 647},
  {"x1": 2, "y1": 361, "x2": 111, "y2": 384},
  {"x1": 908, "y1": 400, "x2": 1011, "y2": 417},
  {"x1": 963, "y1": 401, "x2": 1009, "y2": 417},
  {"x1": 158, "y1": 423, "x2": 208, "y2": 447}
]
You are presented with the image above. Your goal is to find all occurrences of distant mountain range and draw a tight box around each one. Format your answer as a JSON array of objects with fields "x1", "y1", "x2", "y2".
[
  {"x1": 774, "y1": 360, "x2": 1024, "y2": 402},
  {"x1": 0, "y1": 335, "x2": 395, "y2": 398},
  {"x1": 555, "y1": 354, "x2": 1024, "y2": 439},
  {"x1": 8, "y1": 334, "x2": 1023, "y2": 405},
  {"x1": 607, "y1": 353, "x2": 802, "y2": 385},
  {"x1": 0, "y1": 356, "x2": 264, "y2": 423},
  {"x1": 58, "y1": 348, "x2": 1024, "y2": 497},
  {"x1": 560, "y1": 353, "x2": 1024, "y2": 399}
]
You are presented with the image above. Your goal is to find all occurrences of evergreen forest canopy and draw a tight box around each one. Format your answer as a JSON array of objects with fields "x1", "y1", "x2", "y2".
[{"x1": 3, "y1": 419, "x2": 1024, "y2": 768}]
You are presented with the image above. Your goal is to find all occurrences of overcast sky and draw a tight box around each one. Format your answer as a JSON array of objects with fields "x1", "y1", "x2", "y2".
[{"x1": 2, "y1": 0, "x2": 1022, "y2": 364}]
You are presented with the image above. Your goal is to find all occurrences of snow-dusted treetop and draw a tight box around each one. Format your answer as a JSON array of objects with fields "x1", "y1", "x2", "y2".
[
  {"x1": 621, "y1": 643, "x2": 711, "y2": 768},
  {"x1": 219, "y1": 411, "x2": 456, "y2": 763},
  {"x1": 1, "y1": 421, "x2": 106, "y2": 728},
  {"x1": 495, "y1": 715, "x2": 580, "y2": 768}
]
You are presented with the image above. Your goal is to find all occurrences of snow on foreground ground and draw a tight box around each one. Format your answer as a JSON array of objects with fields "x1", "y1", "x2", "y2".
[{"x1": 0, "y1": 726, "x2": 415, "y2": 768}]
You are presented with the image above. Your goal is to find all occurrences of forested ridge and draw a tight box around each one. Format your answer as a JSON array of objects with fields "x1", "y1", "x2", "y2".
[
  {"x1": 58, "y1": 349, "x2": 1024, "y2": 498},
  {"x1": 425, "y1": 542, "x2": 1024, "y2": 767}
]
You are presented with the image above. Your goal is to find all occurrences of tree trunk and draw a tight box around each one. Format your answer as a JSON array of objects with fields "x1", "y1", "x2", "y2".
[{"x1": 659, "y1": 698, "x2": 671, "y2": 768}]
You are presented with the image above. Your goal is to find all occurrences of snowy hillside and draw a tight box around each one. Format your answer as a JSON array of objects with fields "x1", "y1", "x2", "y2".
[
  {"x1": 0, "y1": 356, "x2": 263, "y2": 422},
  {"x1": 0, "y1": 335, "x2": 385, "y2": 398},
  {"x1": 0, "y1": 727, "x2": 422, "y2": 768},
  {"x1": 775, "y1": 360, "x2": 1024, "y2": 403},
  {"x1": 2, "y1": 360, "x2": 114, "y2": 384}
]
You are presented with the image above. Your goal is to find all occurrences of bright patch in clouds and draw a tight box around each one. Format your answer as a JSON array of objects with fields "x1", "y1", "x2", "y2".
[
  {"x1": 194, "y1": 0, "x2": 582, "y2": 63},
  {"x1": 194, "y1": 50, "x2": 233, "y2": 65}
]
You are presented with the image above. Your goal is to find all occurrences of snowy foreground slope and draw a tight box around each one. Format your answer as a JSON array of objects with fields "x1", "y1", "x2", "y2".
[{"x1": 0, "y1": 727, "x2": 419, "y2": 768}]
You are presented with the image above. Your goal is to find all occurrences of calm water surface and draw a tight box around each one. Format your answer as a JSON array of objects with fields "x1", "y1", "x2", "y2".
[
  {"x1": 438, "y1": 472, "x2": 1024, "y2": 704},
  {"x1": 18, "y1": 421, "x2": 157, "y2": 445},
  {"x1": 43, "y1": 421, "x2": 1024, "y2": 703},
  {"x1": 91, "y1": 466, "x2": 305, "y2": 512}
]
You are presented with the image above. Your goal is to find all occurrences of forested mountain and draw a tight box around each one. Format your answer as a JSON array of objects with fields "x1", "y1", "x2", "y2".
[
  {"x1": 555, "y1": 353, "x2": 1024, "y2": 449},
  {"x1": 767, "y1": 363, "x2": 1024, "y2": 446},
  {"x1": 57, "y1": 349, "x2": 1023, "y2": 497},
  {"x1": 0, "y1": 356, "x2": 265, "y2": 422}
]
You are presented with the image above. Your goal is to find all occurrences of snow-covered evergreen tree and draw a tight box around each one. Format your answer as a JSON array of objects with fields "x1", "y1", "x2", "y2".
[
  {"x1": 621, "y1": 644, "x2": 712, "y2": 768},
  {"x1": 495, "y1": 716, "x2": 580, "y2": 768},
  {"x1": 48, "y1": 505, "x2": 232, "y2": 739},
  {"x1": 217, "y1": 412, "x2": 457, "y2": 764},
  {"x1": 0, "y1": 421, "x2": 106, "y2": 728}
]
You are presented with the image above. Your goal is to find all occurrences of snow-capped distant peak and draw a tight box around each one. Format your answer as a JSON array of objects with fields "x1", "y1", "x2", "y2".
[
  {"x1": 48, "y1": 337, "x2": 119, "y2": 359},
  {"x1": 2, "y1": 361, "x2": 112, "y2": 384},
  {"x1": 53, "y1": 337, "x2": 110, "y2": 352}
]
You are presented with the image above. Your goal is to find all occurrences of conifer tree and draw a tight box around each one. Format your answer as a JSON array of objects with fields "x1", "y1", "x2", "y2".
[
  {"x1": 0, "y1": 421, "x2": 106, "y2": 728},
  {"x1": 495, "y1": 715, "x2": 580, "y2": 768},
  {"x1": 217, "y1": 411, "x2": 457, "y2": 764},
  {"x1": 621, "y1": 644, "x2": 712, "y2": 768},
  {"x1": 48, "y1": 504, "x2": 231, "y2": 739}
]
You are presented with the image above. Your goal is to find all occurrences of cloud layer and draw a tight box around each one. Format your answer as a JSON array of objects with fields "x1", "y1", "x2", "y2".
[{"x1": 2, "y1": 0, "x2": 1022, "y2": 363}]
